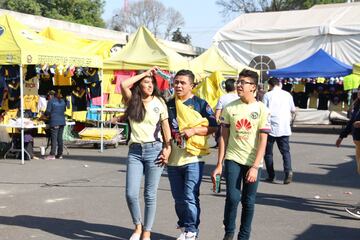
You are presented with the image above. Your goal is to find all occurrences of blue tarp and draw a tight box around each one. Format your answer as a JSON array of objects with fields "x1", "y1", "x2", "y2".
[{"x1": 268, "y1": 49, "x2": 352, "y2": 78}]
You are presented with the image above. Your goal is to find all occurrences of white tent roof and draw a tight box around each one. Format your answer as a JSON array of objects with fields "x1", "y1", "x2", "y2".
[{"x1": 214, "y1": 2, "x2": 360, "y2": 68}]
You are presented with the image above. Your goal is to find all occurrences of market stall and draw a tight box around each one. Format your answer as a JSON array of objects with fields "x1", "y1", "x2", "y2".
[
  {"x1": 0, "y1": 14, "x2": 102, "y2": 164},
  {"x1": 268, "y1": 49, "x2": 353, "y2": 125}
]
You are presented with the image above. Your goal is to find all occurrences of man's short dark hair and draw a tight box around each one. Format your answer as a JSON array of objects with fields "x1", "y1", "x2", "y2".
[
  {"x1": 238, "y1": 69, "x2": 259, "y2": 86},
  {"x1": 224, "y1": 78, "x2": 236, "y2": 92},
  {"x1": 268, "y1": 77, "x2": 280, "y2": 87},
  {"x1": 174, "y1": 69, "x2": 195, "y2": 84}
]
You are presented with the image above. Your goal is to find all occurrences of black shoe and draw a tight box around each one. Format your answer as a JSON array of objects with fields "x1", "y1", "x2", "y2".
[
  {"x1": 284, "y1": 171, "x2": 293, "y2": 184},
  {"x1": 55, "y1": 155, "x2": 63, "y2": 159},
  {"x1": 223, "y1": 233, "x2": 234, "y2": 240},
  {"x1": 264, "y1": 177, "x2": 275, "y2": 183}
]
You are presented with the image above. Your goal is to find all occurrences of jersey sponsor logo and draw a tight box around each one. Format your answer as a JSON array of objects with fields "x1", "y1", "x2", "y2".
[{"x1": 235, "y1": 118, "x2": 252, "y2": 131}]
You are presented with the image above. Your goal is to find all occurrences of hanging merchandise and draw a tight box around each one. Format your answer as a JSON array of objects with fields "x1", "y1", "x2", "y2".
[
  {"x1": 71, "y1": 87, "x2": 87, "y2": 111},
  {"x1": 1, "y1": 65, "x2": 20, "y2": 81},
  {"x1": 7, "y1": 79, "x2": 20, "y2": 109},
  {"x1": 91, "y1": 93, "x2": 109, "y2": 106},
  {"x1": 154, "y1": 68, "x2": 170, "y2": 91},
  {"x1": 83, "y1": 68, "x2": 99, "y2": 83},
  {"x1": 23, "y1": 95, "x2": 39, "y2": 113},
  {"x1": 88, "y1": 80, "x2": 101, "y2": 98},
  {"x1": 38, "y1": 68, "x2": 54, "y2": 95},
  {"x1": 54, "y1": 65, "x2": 74, "y2": 86},
  {"x1": 114, "y1": 70, "x2": 136, "y2": 93}
]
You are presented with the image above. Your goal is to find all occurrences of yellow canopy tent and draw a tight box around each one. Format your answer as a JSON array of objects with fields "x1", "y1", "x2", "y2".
[
  {"x1": 0, "y1": 14, "x2": 103, "y2": 163},
  {"x1": 39, "y1": 27, "x2": 116, "y2": 60},
  {"x1": 190, "y1": 45, "x2": 245, "y2": 76},
  {"x1": 0, "y1": 15, "x2": 102, "y2": 67},
  {"x1": 354, "y1": 63, "x2": 360, "y2": 75},
  {"x1": 104, "y1": 26, "x2": 190, "y2": 71}
]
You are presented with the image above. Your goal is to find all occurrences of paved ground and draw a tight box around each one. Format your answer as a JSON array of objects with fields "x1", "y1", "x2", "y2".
[{"x1": 0, "y1": 131, "x2": 359, "y2": 240}]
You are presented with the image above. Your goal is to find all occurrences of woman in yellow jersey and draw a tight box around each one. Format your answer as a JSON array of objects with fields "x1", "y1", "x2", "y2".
[{"x1": 115, "y1": 67, "x2": 171, "y2": 240}]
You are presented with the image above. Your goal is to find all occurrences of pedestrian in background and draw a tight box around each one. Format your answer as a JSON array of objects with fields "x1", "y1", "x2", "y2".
[
  {"x1": 212, "y1": 78, "x2": 239, "y2": 148},
  {"x1": 44, "y1": 90, "x2": 67, "y2": 160},
  {"x1": 118, "y1": 67, "x2": 172, "y2": 240},
  {"x1": 262, "y1": 77, "x2": 296, "y2": 184},
  {"x1": 336, "y1": 85, "x2": 360, "y2": 219},
  {"x1": 212, "y1": 69, "x2": 271, "y2": 240}
]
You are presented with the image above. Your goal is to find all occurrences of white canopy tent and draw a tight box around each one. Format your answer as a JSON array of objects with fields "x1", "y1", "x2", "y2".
[{"x1": 213, "y1": 2, "x2": 360, "y2": 69}]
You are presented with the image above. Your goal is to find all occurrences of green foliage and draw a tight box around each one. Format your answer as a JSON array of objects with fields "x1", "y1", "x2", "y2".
[
  {"x1": 302, "y1": 0, "x2": 347, "y2": 9},
  {"x1": 171, "y1": 28, "x2": 191, "y2": 44},
  {"x1": 1, "y1": 0, "x2": 105, "y2": 27},
  {"x1": 216, "y1": 0, "x2": 348, "y2": 15}
]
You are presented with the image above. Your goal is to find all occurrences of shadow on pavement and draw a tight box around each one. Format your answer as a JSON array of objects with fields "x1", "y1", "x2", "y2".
[
  {"x1": 290, "y1": 140, "x2": 354, "y2": 149},
  {"x1": 260, "y1": 157, "x2": 360, "y2": 189},
  {"x1": 256, "y1": 192, "x2": 352, "y2": 219},
  {"x1": 294, "y1": 224, "x2": 360, "y2": 240},
  {"x1": 64, "y1": 155, "x2": 128, "y2": 165},
  {"x1": 0, "y1": 215, "x2": 173, "y2": 240}
]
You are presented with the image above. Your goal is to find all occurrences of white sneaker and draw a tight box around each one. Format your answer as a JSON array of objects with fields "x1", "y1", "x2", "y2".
[
  {"x1": 345, "y1": 207, "x2": 360, "y2": 219},
  {"x1": 185, "y1": 231, "x2": 197, "y2": 240},
  {"x1": 176, "y1": 227, "x2": 186, "y2": 240}
]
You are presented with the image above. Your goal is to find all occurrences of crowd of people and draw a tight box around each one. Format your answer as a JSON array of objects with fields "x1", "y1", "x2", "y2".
[
  {"x1": 113, "y1": 67, "x2": 358, "y2": 240},
  {"x1": 25, "y1": 65, "x2": 358, "y2": 239}
]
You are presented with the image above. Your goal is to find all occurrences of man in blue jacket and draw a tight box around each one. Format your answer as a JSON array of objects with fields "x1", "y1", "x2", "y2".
[{"x1": 44, "y1": 91, "x2": 67, "y2": 160}]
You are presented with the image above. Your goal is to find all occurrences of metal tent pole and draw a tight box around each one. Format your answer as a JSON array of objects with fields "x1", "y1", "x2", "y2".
[{"x1": 20, "y1": 64, "x2": 24, "y2": 164}]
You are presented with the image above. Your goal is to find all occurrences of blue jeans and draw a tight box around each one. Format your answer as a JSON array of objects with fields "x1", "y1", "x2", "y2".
[
  {"x1": 167, "y1": 162, "x2": 204, "y2": 234},
  {"x1": 223, "y1": 160, "x2": 260, "y2": 240},
  {"x1": 50, "y1": 125, "x2": 64, "y2": 156},
  {"x1": 126, "y1": 141, "x2": 164, "y2": 231},
  {"x1": 264, "y1": 135, "x2": 292, "y2": 178}
]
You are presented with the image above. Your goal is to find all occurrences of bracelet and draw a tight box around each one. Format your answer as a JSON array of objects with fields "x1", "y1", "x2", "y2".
[
  {"x1": 251, "y1": 165, "x2": 259, "y2": 170},
  {"x1": 163, "y1": 140, "x2": 172, "y2": 147}
]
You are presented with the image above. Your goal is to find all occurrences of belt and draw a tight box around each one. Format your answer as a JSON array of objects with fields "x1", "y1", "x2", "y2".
[{"x1": 130, "y1": 141, "x2": 161, "y2": 147}]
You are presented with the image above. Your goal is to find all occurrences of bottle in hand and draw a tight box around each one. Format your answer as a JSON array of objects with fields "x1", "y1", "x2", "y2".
[{"x1": 214, "y1": 174, "x2": 221, "y2": 193}]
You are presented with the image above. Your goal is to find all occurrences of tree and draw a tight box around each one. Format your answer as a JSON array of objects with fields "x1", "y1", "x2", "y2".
[
  {"x1": 171, "y1": 28, "x2": 191, "y2": 44},
  {"x1": 216, "y1": 0, "x2": 347, "y2": 17},
  {"x1": 0, "y1": 0, "x2": 105, "y2": 28},
  {"x1": 110, "y1": 0, "x2": 185, "y2": 40}
]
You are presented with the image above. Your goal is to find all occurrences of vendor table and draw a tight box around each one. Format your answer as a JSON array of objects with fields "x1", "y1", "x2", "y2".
[{"x1": 0, "y1": 123, "x2": 46, "y2": 160}]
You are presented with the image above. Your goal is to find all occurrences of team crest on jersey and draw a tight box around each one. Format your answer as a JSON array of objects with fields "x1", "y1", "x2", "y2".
[
  {"x1": 0, "y1": 26, "x2": 4, "y2": 37},
  {"x1": 206, "y1": 105, "x2": 213, "y2": 115},
  {"x1": 250, "y1": 112, "x2": 259, "y2": 119},
  {"x1": 153, "y1": 107, "x2": 159, "y2": 113},
  {"x1": 172, "y1": 118, "x2": 178, "y2": 129}
]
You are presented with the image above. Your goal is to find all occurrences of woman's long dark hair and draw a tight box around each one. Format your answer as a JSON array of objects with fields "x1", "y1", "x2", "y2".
[{"x1": 125, "y1": 71, "x2": 163, "y2": 122}]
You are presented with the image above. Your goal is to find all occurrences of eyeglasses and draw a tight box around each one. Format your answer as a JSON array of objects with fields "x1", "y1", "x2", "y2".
[{"x1": 236, "y1": 80, "x2": 255, "y2": 86}]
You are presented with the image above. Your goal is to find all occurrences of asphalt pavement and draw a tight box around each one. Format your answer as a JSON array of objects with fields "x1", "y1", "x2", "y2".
[{"x1": 0, "y1": 131, "x2": 359, "y2": 240}]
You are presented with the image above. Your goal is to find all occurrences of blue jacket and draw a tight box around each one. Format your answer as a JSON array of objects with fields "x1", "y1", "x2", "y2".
[
  {"x1": 340, "y1": 105, "x2": 360, "y2": 141},
  {"x1": 45, "y1": 98, "x2": 67, "y2": 127}
]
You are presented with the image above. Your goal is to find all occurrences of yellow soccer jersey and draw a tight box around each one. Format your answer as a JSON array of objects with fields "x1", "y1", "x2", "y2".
[
  {"x1": 24, "y1": 95, "x2": 39, "y2": 112},
  {"x1": 221, "y1": 100, "x2": 271, "y2": 166},
  {"x1": 129, "y1": 97, "x2": 168, "y2": 144},
  {"x1": 54, "y1": 66, "x2": 72, "y2": 86}
]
